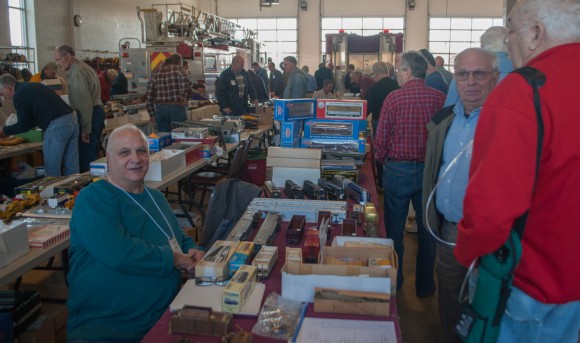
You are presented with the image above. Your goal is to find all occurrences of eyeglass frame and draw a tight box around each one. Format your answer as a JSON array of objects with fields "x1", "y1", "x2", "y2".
[
  {"x1": 454, "y1": 69, "x2": 497, "y2": 82},
  {"x1": 194, "y1": 276, "x2": 229, "y2": 286}
]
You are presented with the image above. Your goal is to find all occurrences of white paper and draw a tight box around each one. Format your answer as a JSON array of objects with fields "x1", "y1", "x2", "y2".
[{"x1": 296, "y1": 317, "x2": 397, "y2": 343}]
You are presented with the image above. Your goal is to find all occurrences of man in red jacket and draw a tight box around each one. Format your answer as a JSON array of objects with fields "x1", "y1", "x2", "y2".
[{"x1": 454, "y1": 0, "x2": 580, "y2": 341}]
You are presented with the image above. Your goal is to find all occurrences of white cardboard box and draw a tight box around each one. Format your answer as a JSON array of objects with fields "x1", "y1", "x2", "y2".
[
  {"x1": 266, "y1": 157, "x2": 321, "y2": 169},
  {"x1": 267, "y1": 147, "x2": 322, "y2": 160},
  {"x1": 144, "y1": 149, "x2": 186, "y2": 181},
  {"x1": 89, "y1": 157, "x2": 108, "y2": 176},
  {"x1": 281, "y1": 262, "x2": 391, "y2": 303},
  {"x1": 0, "y1": 220, "x2": 30, "y2": 268}
]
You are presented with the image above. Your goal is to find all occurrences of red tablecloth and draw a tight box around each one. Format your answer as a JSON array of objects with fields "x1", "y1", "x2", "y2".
[{"x1": 142, "y1": 157, "x2": 402, "y2": 342}]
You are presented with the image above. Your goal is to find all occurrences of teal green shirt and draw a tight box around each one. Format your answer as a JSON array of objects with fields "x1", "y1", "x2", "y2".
[{"x1": 67, "y1": 180, "x2": 197, "y2": 341}]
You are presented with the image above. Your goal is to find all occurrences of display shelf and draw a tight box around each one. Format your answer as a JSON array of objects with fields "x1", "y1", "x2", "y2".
[{"x1": 0, "y1": 46, "x2": 36, "y2": 73}]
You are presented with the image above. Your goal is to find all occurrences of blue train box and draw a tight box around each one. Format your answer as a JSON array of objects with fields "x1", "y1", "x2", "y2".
[
  {"x1": 280, "y1": 120, "x2": 303, "y2": 147},
  {"x1": 301, "y1": 137, "x2": 366, "y2": 154},
  {"x1": 147, "y1": 132, "x2": 173, "y2": 153},
  {"x1": 274, "y1": 99, "x2": 316, "y2": 122}
]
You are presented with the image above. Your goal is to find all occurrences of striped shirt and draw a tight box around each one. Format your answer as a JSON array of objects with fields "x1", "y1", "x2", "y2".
[
  {"x1": 374, "y1": 78, "x2": 445, "y2": 164},
  {"x1": 146, "y1": 65, "x2": 192, "y2": 116}
]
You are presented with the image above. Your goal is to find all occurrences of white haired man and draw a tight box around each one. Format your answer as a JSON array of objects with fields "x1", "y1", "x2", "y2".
[{"x1": 455, "y1": 0, "x2": 580, "y2": 341}]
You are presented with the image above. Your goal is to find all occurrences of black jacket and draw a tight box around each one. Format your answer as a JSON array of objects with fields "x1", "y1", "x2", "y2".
[{"x1": 216, "y1": 67, "x2": 257, "y2": 115}]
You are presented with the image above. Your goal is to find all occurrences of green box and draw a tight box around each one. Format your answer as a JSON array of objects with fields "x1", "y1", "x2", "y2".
[{"x1": 14, "y1": 129, "x2": 43, "y2": 142}]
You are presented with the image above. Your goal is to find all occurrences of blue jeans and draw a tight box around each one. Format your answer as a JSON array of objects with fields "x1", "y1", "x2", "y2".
[
  {"x1": 43, "y1": 113, "x2": 79, "y2": 176},
  {"x1": 155, "y1": 104, "x2": 186, "y2": 132},
  {"x1": 78, "y1": 106, "x2": 105, "y2": 173},
  {"x1": 498, "y1": 287, "x2": 580, "y2": 343},
  {"x1": 383, "y1": 161, "x2": 435, "y2": 294}
]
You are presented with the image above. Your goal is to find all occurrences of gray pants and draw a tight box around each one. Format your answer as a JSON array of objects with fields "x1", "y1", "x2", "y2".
[{"x1": 436, "y1": 219, "x2": 468, "y2": 343}]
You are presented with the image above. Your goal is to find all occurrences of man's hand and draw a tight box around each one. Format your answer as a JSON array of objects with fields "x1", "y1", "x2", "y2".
[
  {"x1": 81, "y1": 132, "x2": 90, "y2": 143},
  {"x1": 173, "y1": 252, "x2": 196, "y2": 271},
  {"x1": 223, "y1": 107, "x2": 232, "y2": 114},
  {"x1": 252, "y1": 99, "x2": 259, "y2": 106}
]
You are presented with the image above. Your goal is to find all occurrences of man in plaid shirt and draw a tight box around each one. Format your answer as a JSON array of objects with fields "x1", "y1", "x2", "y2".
[
  {"x1": 146, "y1": 54, "x2": 192, "y2": 132},
  {"x1": 374, "y1": 50, "x2": 445, "y2": 296}
]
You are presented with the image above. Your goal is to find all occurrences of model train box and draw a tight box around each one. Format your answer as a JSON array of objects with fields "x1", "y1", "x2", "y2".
[
  {"x1": 228, "y1": 241, "x2": 254, "y2": 277},
  {"x1": 147, "y1": 132, "x2": 173, "y2": 153},
  {"x1": 222, "y1": 265, "x2": 257, "y2": 313},
  {"x1": 274, "y1": 99, "x2": 316, "y2": 121},
  {"x1": 195, "y1": 241, "x2": 240, "y2": 280},
  {"x1": 0, "y1": 220, "x2": 29, "y2": 268},
  {"x1": 144, "y1": 149, "x2": 186, "y2": 181},
  {"x1": 315, "y1": 99, "x2": 367, "y2": 120},
  {"x1": 303, "y1": 119, "x2": 366, "y2": 140}
]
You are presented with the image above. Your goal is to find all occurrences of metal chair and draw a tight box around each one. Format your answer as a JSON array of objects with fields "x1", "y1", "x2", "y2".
[{"x1": 186, "y1": 138, "x2": 248, "y2": 217}]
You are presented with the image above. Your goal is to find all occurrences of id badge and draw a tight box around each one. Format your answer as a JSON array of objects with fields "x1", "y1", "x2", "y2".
[{"x1": 168, "y1": 237, "x2": 182, "y2": 254}]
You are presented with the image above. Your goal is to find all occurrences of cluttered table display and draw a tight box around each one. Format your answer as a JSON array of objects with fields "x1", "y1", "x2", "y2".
[
  {"x1": 0, "y1": 141, "x2": 43, "y2": 160},
  {"x1": 142, "y1": 157, "x2": 402, "y2": 343}
]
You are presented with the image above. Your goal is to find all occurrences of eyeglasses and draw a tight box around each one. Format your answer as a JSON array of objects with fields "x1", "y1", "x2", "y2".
[
  {"x1": 194, "y1": 276, "x2": 228, "y2": 286},
  {"x1": 455, "y1": 70, "x2": 496, "y2": 81}
]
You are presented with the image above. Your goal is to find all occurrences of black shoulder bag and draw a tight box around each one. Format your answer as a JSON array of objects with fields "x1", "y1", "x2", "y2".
[{"x1": 454, "y1": 66, "x2": 546, "y2": 343}]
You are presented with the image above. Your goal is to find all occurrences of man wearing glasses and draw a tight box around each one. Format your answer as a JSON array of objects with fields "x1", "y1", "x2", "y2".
[{"x1": 423, "y1": 48, "x2": 498, "y2": 343}]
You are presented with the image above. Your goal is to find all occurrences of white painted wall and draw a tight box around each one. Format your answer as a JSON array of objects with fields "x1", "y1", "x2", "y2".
[{"x1": 2, "y1": 0, "x2": 503, "y2": 72}]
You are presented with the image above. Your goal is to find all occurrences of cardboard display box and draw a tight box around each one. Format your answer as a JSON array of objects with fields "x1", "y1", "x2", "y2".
[
  {"x1": 144, "y1": 149, "x2": 186, "y2": 181},
  {"x1": 274, "y1": 99, "x2": 316, "y2": 121},
  {"x1": 266, "y1": 157, "x2": 321, "y2": 169},
  {"x1": 320, "y1": 246, "x2": 398, "y2": 293},
  {"x1": 313, "y1": 287, "x2": 390, "y2": 317},
  {"x1": 163, "y1": 142, "x2": 202, "y2": 166},
  {"x1": 147, "y1": 132, "x2": 173, "y2": 153},
  {"x1": 228, "y1": 241, "x2": 254, "y2": 277},
  {"x1": 303, "y1": 119, "x2": 366, "y2": 140},
  {"x1": 281, "y1": 262, "x2": 391, "y2": 303},
  {"x1": 258, "y1": 106, "x2": 274, "y2": 125},
  {"x1": 0, "y1": 220, "x2": 29, "y2": 268},
  {"x1": 89, "y1": 157, "x2": 108, "y2": 177},
  {"x1": 279, "y1": 120, "x2": 303, "y2": 148},
  {"x1": 315, "y1": 99, "x2": 367, "y2": 120},
  {"x1": 267, "y1": 147, "x2": 322, "y2": 160},
  {"x1": 195, "y1": 241, "x2": 240, "y2": 279},
  {"x1": 301, "y1": 137, "x2": 366, "y2": 154},
  {"x1": 222, "y1": 265, "x2": 257, "y2": 313}
]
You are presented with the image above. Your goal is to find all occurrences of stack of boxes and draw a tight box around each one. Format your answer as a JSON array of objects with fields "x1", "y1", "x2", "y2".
[{"x1": 273, "y1": 99, "x2": 316, "y2": 148}]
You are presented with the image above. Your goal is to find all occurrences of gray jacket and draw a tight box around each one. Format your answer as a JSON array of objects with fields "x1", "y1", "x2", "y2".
[{"x1": 422, "y1": 105, "x2": 455, "y2": 234}]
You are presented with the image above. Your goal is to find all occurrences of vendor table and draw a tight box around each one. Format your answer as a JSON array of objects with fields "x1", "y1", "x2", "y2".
[
  {"x1": 142, "y1": 155, "x2": 403, "y2": 342},
  {"x1": 0, "y1": 142, "x2": 43, "y2": 160}
]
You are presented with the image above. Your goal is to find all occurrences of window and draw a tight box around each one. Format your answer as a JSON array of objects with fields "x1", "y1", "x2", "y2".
[
  {"x1": 429, "y1": 17, "x2": 503, "y2": 70},
  {"x1": 8, "y1": 0, "x2": 27, "y2": 46},
  {"x1": 321, "y1": 17, "x2": 404, "y2": 56},
  {"x1": 234, "y1": 18, "x2": 297, "y2": 65}
]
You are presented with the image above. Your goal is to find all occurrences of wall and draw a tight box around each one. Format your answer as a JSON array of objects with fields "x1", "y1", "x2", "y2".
[{"x1": 2, "y1": 0, "x2": 503, "y2": 70}]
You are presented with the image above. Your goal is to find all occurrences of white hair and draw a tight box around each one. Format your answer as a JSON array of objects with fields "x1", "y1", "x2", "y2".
[
  {"x1": 519, "y1": 0, "x2": 580, "y2": 42},
  {"x1": 106, "y1": 124, "x2": 148, "y2": 154},
  {"x1": 480, "y1": 26, "x2": 508, "y2": 52}
]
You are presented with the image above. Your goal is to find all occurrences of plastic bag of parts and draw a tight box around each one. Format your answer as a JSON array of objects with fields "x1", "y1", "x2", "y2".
[{"x1": 251, "y1": 292, "x2": 306, "y2": 340}]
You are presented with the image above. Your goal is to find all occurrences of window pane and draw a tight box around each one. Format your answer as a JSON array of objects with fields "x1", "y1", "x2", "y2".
[
  {"x1": 450, "y1": 30, "x2": 472, "y2": 41},
  {"x1": 471, "y1": 30, "x2": 486, "y2": 42},
  {"x1": 472, "y1": 18, "x2": 494, "y2": 30},
  {"x1": 322, "y1": 18, "x2": 342, "y2": 29},
  {"x1": 450, "y1": 41, "x2": 473, "y2": 53},
  {"x1": 430, "y1": 30, "x2": 450, "y2": 41},
  {"x1": 9, "y1": 0, "x2": 23, "y2": 7},
  {"x1": 493, "y1": 18, "x2": 505, "y2": 26},
  {"x1": 236, "y1": 19, "x2": 257, "y2": 29},
  {"x1": 277, "y1": 30, "x2": 297, "y2": 41},
  {"x1": 279, "y1": 41, "x2": 297, "y2": 52},
  {"x1": 277, "y1": 18, "x2": 297, "y2": 29},
  {"x1": 257, "y1": 18, "x2": 277, "y2": 29},
  {"x1": 429, "y1": 41, "x2": 451, "y2": 54},
  {"x1": 342, "y1": 18, "x2": 362, "y2": 30},
  {"x1": 363, "y1": 18, "x2": 383, "y2": 29},
  {"x1": 450, "y1": 18, "x2": 472, "y2": 29},
  {"x1": 430, "y1": 18, "x2": 451, "y2": 29},
  {"x1": 384, "y1": 18, "x2": 404, "y2": 30},
  {"x1": 9, "y1": 8, "x2": 24, "y2": 46},
  {"x1": 259, "y1": 31, "x2": 277, "y2": 41},
  {"x1": 362, "y1": 29, "x2": 382, "y2": 36}
]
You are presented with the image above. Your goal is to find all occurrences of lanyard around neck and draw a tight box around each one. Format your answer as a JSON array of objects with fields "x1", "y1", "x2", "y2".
[{"x1": 107, "y1": 177, "x2": 176, "y2": 240}]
